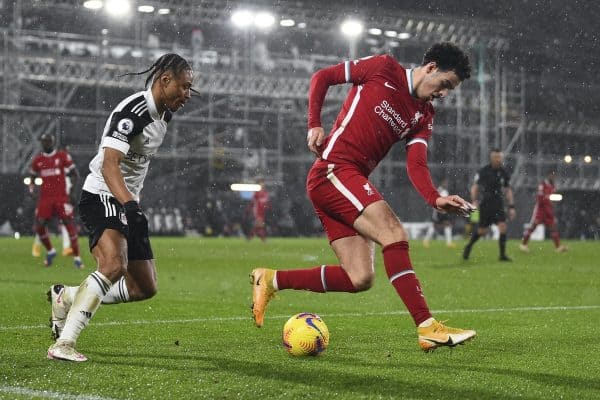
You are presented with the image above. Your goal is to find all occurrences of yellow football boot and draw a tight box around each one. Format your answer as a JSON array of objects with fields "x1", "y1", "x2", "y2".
[
  {"x1": 32, "y1": 242, "x2": 42, "y2": 257},
  {"x1": 418, "y1": 319, "x2": 476, "y2": 352},
  {"x1": 250, "y1": 268, "x2": 277, "y2": 328}
]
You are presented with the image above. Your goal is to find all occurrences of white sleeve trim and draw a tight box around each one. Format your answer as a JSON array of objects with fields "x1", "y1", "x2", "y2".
[
  {"x1": 101, "y1": 136, "x2": 130, "y2": 155},
  {"x1": 344, "y1": 61, "x2": 351, "y2": 83},
  {"x1": 406, "y1": 138, "x2": 428, "y2": 147}
]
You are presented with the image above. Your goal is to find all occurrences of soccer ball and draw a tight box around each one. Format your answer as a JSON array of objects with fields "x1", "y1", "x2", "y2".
[{"x1": 282, "y1": 313, "x2": 329, "y2": 356}]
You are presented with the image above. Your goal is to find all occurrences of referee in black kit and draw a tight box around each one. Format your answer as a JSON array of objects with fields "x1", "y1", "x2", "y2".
[{"x1": 463, "y1": 148, "x2": 516, "y2": 261}]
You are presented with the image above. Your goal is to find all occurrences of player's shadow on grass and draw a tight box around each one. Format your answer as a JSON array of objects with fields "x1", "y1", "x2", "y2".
[
  {"x1": 90, "y1": 350, "x2": 555, "y2": 399},
  {"x1": 324, "y1": 350, "x2": 600, "y2": 392},
  {"x1": 401, "y1": 359, "x2": 600, "y2": 393}
]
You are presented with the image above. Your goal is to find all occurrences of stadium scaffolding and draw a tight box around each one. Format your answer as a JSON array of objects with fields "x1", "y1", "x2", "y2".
[{"x1": 0, "y1": 1, "x2": 599, "y2": 194}]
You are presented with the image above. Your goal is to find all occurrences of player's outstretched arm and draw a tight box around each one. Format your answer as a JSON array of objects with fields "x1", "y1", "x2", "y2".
[
  {"x1": 405, "y1": 141, "x2": 441, "y2": 208},
  {"x1": 435, "y1": 195, "x2": 476, "y2": 217}
]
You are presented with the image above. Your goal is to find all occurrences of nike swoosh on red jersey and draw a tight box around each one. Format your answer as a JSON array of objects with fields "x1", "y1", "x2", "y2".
[{"x1": 384, "y1": 81, "x2": 398, "y2": 91}]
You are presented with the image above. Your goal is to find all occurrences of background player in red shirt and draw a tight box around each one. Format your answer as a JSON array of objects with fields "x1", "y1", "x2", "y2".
[
  {"x1": 520, "y1": 171, "x2": 567, "y2": 253},
  {"x1": 28, "y1": 133, "x2": 83, "y2": 268},
  {"x1": 248, "y1": 179, "x2": 271, "y2": 241},
  {"x1": 251, "y1": 42, "x2": 477, "y2": 352},
  {"x1": 32, "y1": 144, "x2": 77, "y2": 258}
]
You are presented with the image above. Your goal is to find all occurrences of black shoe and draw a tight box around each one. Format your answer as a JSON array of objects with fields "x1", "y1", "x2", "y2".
[
  {"x1": 462, "y1": 245, "x2": 471, "y2": 260},
  {"x1": 499, "y1": 255, "x2": 512, "y2": 262}
]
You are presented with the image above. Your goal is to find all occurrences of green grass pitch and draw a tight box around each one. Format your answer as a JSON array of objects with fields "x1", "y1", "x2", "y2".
[{"x1": 1, "y1": 236, "x2": 599, "y2": 399}]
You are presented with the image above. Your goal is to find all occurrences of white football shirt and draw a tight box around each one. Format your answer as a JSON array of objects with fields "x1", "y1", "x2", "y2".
[{"x1": 83, "y1": 88, "x2": 172, "y2": 201}]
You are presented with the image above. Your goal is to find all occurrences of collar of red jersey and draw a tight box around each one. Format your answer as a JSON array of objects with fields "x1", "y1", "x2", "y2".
[
  {"x1": 405, "y1": 68, "x2": 414, "y2": 96},
  {"x1": 42, "y1": 149, "x2": 57, "y2": 157}
]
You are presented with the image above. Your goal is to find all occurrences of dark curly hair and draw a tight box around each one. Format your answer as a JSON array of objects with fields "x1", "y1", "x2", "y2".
[{"x1": 423, "y1": 42, "x2": 471, "y2": 81}]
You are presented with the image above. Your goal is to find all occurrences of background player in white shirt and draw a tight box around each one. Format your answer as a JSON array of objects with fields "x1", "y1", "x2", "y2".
[{"x1": 423, "y1": 178, "x2": 456, "y2": 248}]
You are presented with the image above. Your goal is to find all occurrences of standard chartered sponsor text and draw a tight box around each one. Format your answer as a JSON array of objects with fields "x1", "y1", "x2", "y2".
[{"x1": 374, "y1": 100, "x2": 410, "y2": 137}]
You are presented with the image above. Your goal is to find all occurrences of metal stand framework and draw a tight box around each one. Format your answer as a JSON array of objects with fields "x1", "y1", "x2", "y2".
[
  {"x1": 1, "y1": 0, "x2": 598, "y2": 196},
  {"x1": 0, "y1": 51, "x2": 497, "y2": 183}
]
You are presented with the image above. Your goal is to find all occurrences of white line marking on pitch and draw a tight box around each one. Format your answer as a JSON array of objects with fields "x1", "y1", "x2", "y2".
[
  {"x1": 0, "y1": 386, "x2": 118, "y2": 400},
  {"x1": 1, "y1": 305, "x2": 598, "y2": 332}
]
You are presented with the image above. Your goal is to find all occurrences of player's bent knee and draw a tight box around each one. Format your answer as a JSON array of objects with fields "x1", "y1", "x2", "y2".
[
  {"x1": 348, "y1": 271, "x2": 375, "y2": 292},
  {"x1": 140, "y1": 283, "x2": 158, "y2": 299},
  {"x1": 353, "y1": 278, "x2": 373, "y2": 292},
  {"x1": 379, "y1": 228, "x2": 408, "y2": 247},
  {"x1": 394, "y1": 227, "x2": 408, "y2": 242}
]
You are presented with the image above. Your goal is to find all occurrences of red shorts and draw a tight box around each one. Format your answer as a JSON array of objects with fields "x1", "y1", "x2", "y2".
[
  {"x1": 531, "y1": 206, "x2": 555, "y2": 226},
  {"x1": 253, "y1": 211, "x2": 266, "y2": 222},
  {"x1": 35, "y1": 197, "x2": 74, "y2": 221},
  {"x1": 253, "y1": 215, "x2": 266, "y2": 227},
  {"x1": 307, "y1": 160, "x2": 383, "y2": 242}
]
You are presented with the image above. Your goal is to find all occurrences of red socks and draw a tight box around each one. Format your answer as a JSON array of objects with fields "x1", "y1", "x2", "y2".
[
  {"x1": 65, "y1": 223, "x2": 80, "y2": 256},
  {"x1": 276, "y1": 265, "x2": 356, "y2": 293},
  {"x1": 525, "y1": 225, "x2": 561, "y2": 248},
  {"x1": 523, "y1": 222, "x2": 539, "y2": 245},
  {"x1": 551, "y1": 230, "x2": 561, "y2": 247},
  {"x1": 383, "y1": 241, "x2": 432, "y2": 326},
  {"x1": 275, "y1": 241, "x2": 432, "y2": 327},
  {"x1": 35, "y1": 225, "x2": 53, "y2": 250}
]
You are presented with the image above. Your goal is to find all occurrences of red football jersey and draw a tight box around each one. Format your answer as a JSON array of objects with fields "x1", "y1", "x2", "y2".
[
  {"x1": 536, "y1": 179, "x2": 555, "y2": 211},
  {"x1": 252, "y1": 189, "x2": 271, "y2": 219},
  {"x1": 309, "y1": 54, "x2": 434, "y2": 176},
  {"x1": 30, "y1": 150, "x2": 74, "y2": 199}
]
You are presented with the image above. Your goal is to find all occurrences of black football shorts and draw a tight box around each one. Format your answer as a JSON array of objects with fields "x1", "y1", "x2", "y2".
[
  {"x1": 79, "y1": 190, "x2": 154, "y2": 260},
  {"x1": 478, "y1": 202, "x2": 507, "y2": 228}
]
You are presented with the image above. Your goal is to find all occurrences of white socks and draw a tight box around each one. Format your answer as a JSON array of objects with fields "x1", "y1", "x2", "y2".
[
  {"x1": 424, "y1": 224, "x2": 435, "y2": 241},
  {"x1": 418, "y1": 317, "x2": 435, "y2": 328},
  {"x1": 61, "y1": 224, "x2": 70, "y2": 250},
  {"x1": 444, "y1": 226, "x2": 453, "y2": 245},
  {"x1": 102, "y1": 276, "x2": 130, "y2": 304},
  {"x1": 63, "y1": 276, "x2": 130, "y2": 305},
  {"x1": 59, "y1": 271, "x2": 112, "y2": 344}
]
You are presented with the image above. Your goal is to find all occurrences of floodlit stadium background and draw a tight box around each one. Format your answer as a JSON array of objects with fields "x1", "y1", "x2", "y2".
[{"x1": 0, "y1": 0, "x2": 598, "y2": 239}]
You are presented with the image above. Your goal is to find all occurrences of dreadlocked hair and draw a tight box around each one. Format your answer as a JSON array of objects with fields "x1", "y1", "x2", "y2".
[{"x1": 121, "y1": 53, "x2": 192, "y2": 88}]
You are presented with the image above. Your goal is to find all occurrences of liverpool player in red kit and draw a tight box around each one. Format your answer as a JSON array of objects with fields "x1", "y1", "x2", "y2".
[
  {"x1": 248, "y1": 179, "x2": 271, "y2": 241},
  {"x1": 29, "y1": 133, "x2": 83, "y2": 268},
  {"x1": 520, "y1": 171, "x2": 567, "y2": 253},
  {"x1": 250, "y1": 42, "x2": 477, "y2": 351}
]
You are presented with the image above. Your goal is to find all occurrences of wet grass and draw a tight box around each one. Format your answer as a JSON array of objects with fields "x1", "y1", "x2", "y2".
[{"x1": 0, "y1": 237, "x2": 598, "y2": 399}]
